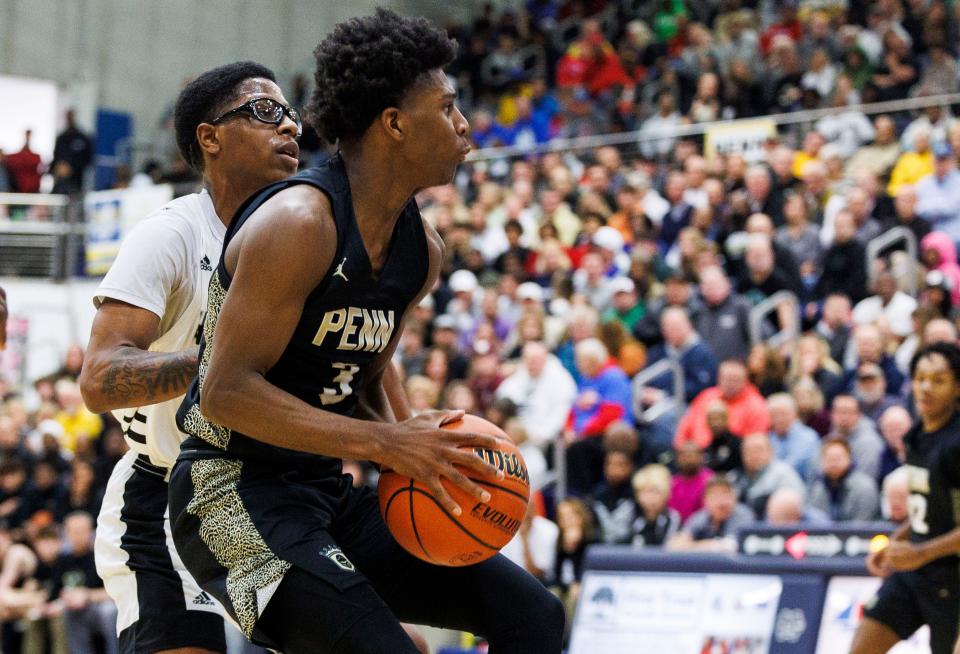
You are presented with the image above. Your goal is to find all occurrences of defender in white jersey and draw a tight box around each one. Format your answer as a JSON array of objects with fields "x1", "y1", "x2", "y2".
[{"x1": 79, "y1": 61, "x2": 300, "y2": 654}]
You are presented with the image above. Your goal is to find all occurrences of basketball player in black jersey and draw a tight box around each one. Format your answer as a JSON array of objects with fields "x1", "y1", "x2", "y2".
[
  {"x1": 168, "y1": 9, "x2": 564, "y2": 654},
  {"x1": 852, "y1": 342, "x2": 960, "y2": 654}
]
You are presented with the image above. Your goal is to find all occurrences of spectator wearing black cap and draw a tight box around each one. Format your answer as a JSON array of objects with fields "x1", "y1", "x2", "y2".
[{"x1": 854, "y1": 362, "x2": 906, "y2": 426}]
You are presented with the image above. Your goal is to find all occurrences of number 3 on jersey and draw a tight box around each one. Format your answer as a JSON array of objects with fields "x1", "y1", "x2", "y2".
[{"x1": 320, "y1": 362, "x2": 360, "y2": 405}]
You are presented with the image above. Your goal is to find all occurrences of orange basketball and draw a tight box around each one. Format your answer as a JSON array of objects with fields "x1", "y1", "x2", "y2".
[{"x1": 378, "y1": 414, "x2": 530, "y2": 567}]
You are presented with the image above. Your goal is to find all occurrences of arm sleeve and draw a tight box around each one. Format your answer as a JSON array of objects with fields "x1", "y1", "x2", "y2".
[{"x1": 93, "y1": 214, "x2": 192, "y2": 318}]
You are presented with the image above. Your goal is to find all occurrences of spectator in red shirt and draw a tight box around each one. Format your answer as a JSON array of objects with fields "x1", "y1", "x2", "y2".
[
  {"x1": 4, "y1": 130, "x2": 43, "y2": 193},
  {"x1": 759, "y1": 2, "x2": 804, "y2": 57},
  {"x1": 556, "y1": 21, "x2": 631, "y2": 97},
  {"x1": 675, "y1": 359, "x2": 772, "y2": 449}
]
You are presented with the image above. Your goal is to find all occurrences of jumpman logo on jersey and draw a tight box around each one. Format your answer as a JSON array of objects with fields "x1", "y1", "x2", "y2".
[{"x1": 333, "y1": 257, "x2": 349, "y2": 282}]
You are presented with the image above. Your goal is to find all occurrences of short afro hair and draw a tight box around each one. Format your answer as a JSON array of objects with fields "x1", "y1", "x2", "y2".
[
  {"x1": 174, "y1": 61, "x2": 276, "y2": 171},
  {"x1": 306, "y1": 8, "x2": 457, "y2": 145}
]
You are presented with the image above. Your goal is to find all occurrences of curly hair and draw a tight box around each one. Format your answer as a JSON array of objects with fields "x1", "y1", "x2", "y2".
[
  {"x1": 306, "y1": 8, "x2": 457, "y2": 144},
  {"x1": 174, "y1": 61, "x2": 276, "y2": 171}
]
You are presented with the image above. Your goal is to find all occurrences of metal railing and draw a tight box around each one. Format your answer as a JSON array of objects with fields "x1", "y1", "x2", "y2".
[
  {"x1": 866, "y1": 226, "x2": 918, "y2": 296},
  {"x1": 631, "y1": 356, "x2": 686, "y2": 424},
  {"x1": 0, "y1": 193, "x2": 78, "y2": 279},
  {"x1": 749, "y1": 290, "x2": 800, "y2": 349},
  {"x1": 468, "y1": 91, "x2": 960, "y2": 162}
]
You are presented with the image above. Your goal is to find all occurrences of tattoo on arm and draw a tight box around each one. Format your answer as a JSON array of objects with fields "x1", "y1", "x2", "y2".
[{"x1": 100, "y1": 347, "x2": 198, "y2": 407}]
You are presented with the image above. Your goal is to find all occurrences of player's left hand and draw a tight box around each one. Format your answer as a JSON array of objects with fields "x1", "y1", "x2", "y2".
[{"x1": 884, "y1": 540, "x2": 930, "y2": 571}]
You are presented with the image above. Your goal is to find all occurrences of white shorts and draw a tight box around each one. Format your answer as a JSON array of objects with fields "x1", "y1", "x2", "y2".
[{"x1": 95, "y1": 449, "x2": 227, "y2": 653}]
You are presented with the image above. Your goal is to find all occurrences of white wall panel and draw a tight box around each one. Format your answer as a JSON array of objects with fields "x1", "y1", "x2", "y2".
[{"x1": 0, "y1": 0, "x2": 481, "y2": 145}]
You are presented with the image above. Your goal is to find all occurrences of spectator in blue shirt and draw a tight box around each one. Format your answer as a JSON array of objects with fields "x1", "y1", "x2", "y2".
[
  {"x1": 641, "y1": 307, "x2": 718, "y2": 406},
  {"x1": 499, "y1": 96, "x2": 552, "y2": 147},
  {"x1": 767, "y1": 393, "x2": 821, "y2": 481},
  {"x1": 915, "y1": 141, "x2": 960, "y2": 241}
]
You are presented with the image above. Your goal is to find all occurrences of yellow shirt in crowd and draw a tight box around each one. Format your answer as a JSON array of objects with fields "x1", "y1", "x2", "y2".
[
  {"x1": 887, "y1": 150, "x2": 934, "y2": 196},
  {"x1": 56, "y1": 408, "x2": 103, "y2": 452}
]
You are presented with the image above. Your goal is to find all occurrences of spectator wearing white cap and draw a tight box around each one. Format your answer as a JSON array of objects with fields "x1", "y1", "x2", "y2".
[
  {"x1": 591, "y1": 225, "x2": 630, "y2": 275},
  {"x1": 601, "y1": 277, "x2": 643, "y2": 332},
  {"x1": 444, "y1": 268, "x2": 480, "y2": 334}
]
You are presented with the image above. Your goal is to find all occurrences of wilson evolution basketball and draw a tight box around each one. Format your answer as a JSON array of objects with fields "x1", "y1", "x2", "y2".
[{"x1": 378, "y1": 414, "x2": 530, "y2": 567}]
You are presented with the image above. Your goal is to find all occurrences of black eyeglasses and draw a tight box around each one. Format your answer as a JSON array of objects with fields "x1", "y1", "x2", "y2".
[{"x1": 210, "y1": 98, "x2": 302, "y2": 137}]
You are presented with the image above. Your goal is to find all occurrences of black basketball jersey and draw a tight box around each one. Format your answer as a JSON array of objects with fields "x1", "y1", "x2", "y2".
[
  {"x1": 903, "y1": 409, "x2": 960, "y2": 574},
  {"x1": 177, "y1": 153, "x2": 428, "y2": 476}
]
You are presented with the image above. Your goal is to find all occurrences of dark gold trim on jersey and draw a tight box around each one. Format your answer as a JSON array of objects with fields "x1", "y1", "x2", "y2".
[{"x1": 186, "y1": 458, "x2": 290, "y2": 637}]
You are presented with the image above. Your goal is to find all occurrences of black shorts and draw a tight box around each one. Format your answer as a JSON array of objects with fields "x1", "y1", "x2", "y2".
[
  {"x1": 168, "y1": 454, "x2": 564, "y2": 653},
  {"x1": 863, "y1": 568, "x2": 960, "y2": 654},
  {"x1": 96, "y1": 451, "x2": 226, "y2": 653}
]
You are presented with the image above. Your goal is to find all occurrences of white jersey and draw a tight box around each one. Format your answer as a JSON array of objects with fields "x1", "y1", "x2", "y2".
[{"x1": 94, "y1": 189, "x2": 225, "y2": 469}]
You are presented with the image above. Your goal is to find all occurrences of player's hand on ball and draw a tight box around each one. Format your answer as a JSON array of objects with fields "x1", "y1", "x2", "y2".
[{"x1": 382, "y1": 410, "x2": 505, "y2": 517}]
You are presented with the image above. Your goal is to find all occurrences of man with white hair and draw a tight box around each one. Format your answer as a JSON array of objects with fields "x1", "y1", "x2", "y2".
[
  {"x1": 878, "y1": 405, "x2": 911, "y2": 481},
  {"x1": 765, "y1": 487, "x2": 831, "y2": 526},
  {"x1": 495, "y1": 341, "x2": 577, "y2": 450},
  {"x1": 880, "y1": 466, "x2": 909, "y2": 523},
  {"x1": 568, "y1": 338, "x2": 632, "y2": 440},
  {"x1": 767, "y1": 393, "x2": 820, "y2": 480}
]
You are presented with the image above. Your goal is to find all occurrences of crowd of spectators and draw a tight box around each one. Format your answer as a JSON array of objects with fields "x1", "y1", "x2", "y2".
[{"x1": 8, "y1": 0, "x2": 960, "y2": 650}]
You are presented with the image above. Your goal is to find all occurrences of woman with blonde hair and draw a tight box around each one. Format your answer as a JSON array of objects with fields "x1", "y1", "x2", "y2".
[
  {"x1": 404, "y1": 375, "x2": 440, "y2": 415},
  {"x1": 631, "y1": 464, "x2": 681, "y2": 547},
  {"x1": 787, "y1": 333, "x2": 844, "y2": 403},
  {"x1": 790, "y1": 376, "x2": 831, "y2": 437}
]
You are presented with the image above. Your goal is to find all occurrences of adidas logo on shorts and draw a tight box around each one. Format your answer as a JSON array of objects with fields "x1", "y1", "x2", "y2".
[
  {"x1": 193, "y1": 591, "x2": 216, "y2": 606},
  {"x1": 200, "y1": 255, "x2": 213, "y2": 272}
]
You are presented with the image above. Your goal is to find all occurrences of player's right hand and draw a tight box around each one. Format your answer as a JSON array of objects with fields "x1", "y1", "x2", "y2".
[{"x1": 380, "y1": 410, "x2": 506, "y2": 518}]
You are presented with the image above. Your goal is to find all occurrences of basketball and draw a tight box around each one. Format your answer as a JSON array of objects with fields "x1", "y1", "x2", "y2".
[{"x1": 378, "y1": 414, "x2": 530, "y2": 567}]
